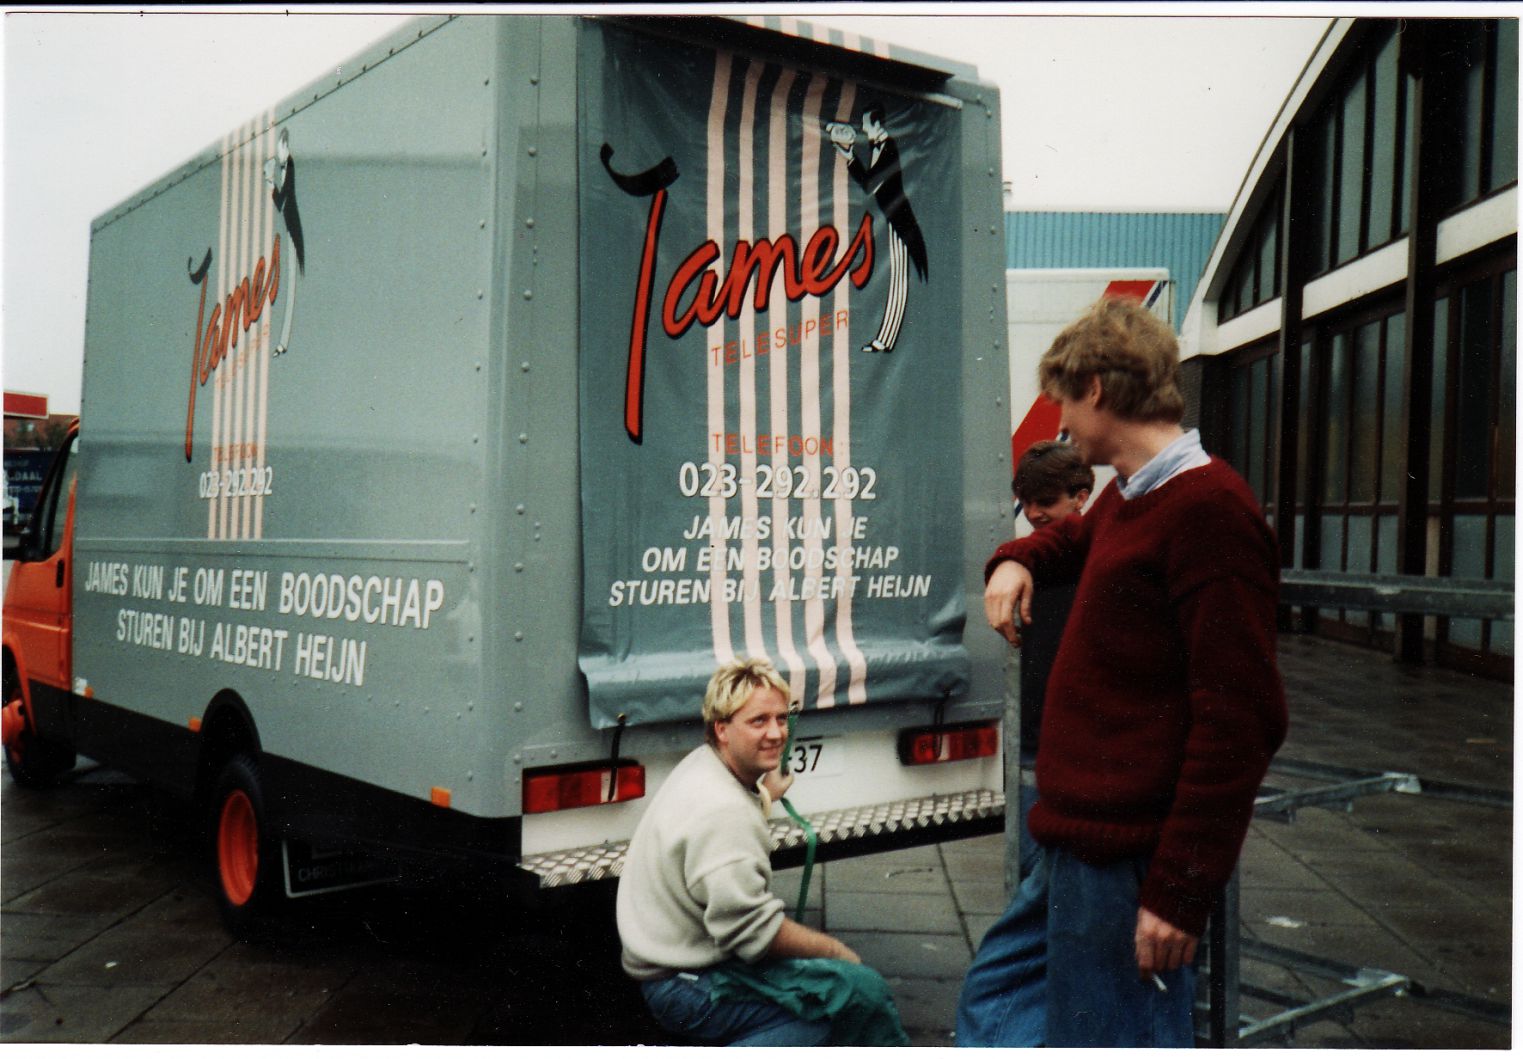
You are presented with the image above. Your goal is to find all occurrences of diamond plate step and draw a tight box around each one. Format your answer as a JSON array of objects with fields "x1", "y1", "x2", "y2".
[{"x1": 519, "y1": 787, "x2": 1006, "y2": 888}]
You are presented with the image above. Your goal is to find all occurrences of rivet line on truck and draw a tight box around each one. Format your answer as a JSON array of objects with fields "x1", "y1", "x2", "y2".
[{"x1": 2, "y1": 13, "x2": 1014, "y2": 933}]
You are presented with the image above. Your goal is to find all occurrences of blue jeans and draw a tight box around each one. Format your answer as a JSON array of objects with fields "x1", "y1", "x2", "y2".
[
  {"x1": 956, "y1": 846, "x2": 1197, "y2": 1047},
  {"x1": 641, "y1": 969, "x2": 831, "y2": 1047},
  {"x1": 1017, "y1": 782, "x2": 1041, "y2": 879}
]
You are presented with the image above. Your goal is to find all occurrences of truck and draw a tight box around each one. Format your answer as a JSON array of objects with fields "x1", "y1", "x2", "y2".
[
  {"x1": 1005, "y1": 267, "x2": 1172, "y2": 502},
  {"x1": 2, "y1": 14, "x2": 1013, "y2": 933}
]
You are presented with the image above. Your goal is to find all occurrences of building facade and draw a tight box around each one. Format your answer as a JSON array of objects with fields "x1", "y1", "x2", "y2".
[{"x1": 1180, "y1": 18, "x2": 1517, "y2": 678}]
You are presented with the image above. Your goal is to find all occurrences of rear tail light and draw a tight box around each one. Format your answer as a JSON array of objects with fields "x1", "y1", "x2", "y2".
[
  {"x1": 897, "y1": 723, "x2": 1000, "y2": 766},
  {"x1": 522, "y1": 760, "x2": 645, "y2": 814}
]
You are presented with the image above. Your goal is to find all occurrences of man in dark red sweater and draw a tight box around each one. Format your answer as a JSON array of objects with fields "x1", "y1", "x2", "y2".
[{"x1": 956, "y1": 297, "x2": 1287, "y2": 1048}]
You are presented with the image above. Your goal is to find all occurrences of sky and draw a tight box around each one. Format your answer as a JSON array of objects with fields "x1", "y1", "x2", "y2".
[{"x1": 1, "y1": 5, "x2": 1339, "y2": 414}]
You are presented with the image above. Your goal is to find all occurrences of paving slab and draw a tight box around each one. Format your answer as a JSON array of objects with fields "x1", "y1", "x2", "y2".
[
  {"x1": 285, "y1": 987, "x2": 490, "y2": 1045},
  {"x1": 0, "y1": 981, "x2": 168, "y2": 1043},
  {"x1": 824, "y1": 856, "x2": 951, "y2": 895},
  {"x1": 824, "y1": 887, "x2": 964, "y2": 935},
  {"x1": 0, "y1": 909, "x2": 113, "y2": 965},
  {"x1": 38, "y1": 916, "x2": 228, "y2": 988},
  {"x1": 949, "y1": 877, "x2": 1010, "y2": 916},
  {"x1": 110, "y1": 1018, "x2": 291, "y2": 1045},
  {"x1": 833, "y1": 929, "x2": 970, "y2": 979}
]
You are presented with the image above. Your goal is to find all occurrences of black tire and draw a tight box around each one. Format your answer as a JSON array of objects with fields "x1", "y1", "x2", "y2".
[
  {"x1": 211, "y1": 753, "x2": 280, "y2": 936},
  {"x1": 3, "y1": 663, "x2": 75, "y2": 789}
]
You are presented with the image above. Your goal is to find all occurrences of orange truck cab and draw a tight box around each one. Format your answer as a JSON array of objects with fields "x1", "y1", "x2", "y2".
[{"x1": 3, "y1": 422, "x2": 80, "y2": 786}]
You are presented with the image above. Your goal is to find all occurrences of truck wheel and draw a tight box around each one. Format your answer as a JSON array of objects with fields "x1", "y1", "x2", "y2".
[
  {"x1": 2, "y1": 665, "x2": 75, "y2": 789},
  {"x1": 213, "y1": 754, "x2": 279, "y2": 935}
]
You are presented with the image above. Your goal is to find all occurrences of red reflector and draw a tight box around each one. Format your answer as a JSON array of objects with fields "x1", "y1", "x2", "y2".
[
  {"x1": 898, "y1": 723, "x2": 1000, "y2": 766},
  {"x1": 522, "y1": 761, "x2": 645, "y2": 814}
]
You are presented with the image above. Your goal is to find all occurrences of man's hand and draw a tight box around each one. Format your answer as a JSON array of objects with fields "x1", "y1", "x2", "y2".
[
  {"x1": 984, "y1": 560, "x2": 1034, "y2": 646},
  {"x1": 760, "y1": 767, "x2": 795, "y2": 803},
  {"x1": 1134, "y1": 907, "x2": 1198, "y2": 978}
]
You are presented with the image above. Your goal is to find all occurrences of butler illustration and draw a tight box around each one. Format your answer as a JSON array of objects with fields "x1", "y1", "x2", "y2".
[{"x1": 827, "y1": 104, "x2": 928, "y2": 353}]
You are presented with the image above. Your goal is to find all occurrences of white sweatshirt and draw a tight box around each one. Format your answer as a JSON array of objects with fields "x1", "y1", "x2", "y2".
[{"x1": 616, "y1": 745, "x2": 785, "y2": 980}]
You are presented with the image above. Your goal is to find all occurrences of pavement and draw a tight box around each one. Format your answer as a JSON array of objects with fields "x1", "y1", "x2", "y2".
[{"x1": 1, "y1": 632, "x2": 1513, "y2": 1047}]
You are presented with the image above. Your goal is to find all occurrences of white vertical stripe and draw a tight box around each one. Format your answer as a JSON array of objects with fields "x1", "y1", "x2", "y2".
[
  {"x1": 705, "y1": 52, "x2": 735, "y2": 666},
  {"x1": 223, "y1": 125, "x2": 249, "y2": 540},
  {"x1": 235, "y1": 133, "x2": 254, "y2": 539},
  {"x1": 766, "y1": 67, "x2": 806, "y2": 699},
  {"x1": 209, "y1": 130, "x2": 233, "y2": 540},
  {"x1": 219, "y1": 127, "x2": 240, "y2": 540},
  {"x1": 254, "y1": 116, "x2": 275, "y2": 539},
  {"x1": 830, "y1": 82, "x2": 869, "y2": 705},
  {"x1": 799, "y1": 77, "x2": 837, "y2": 708},
  {"x1": 737, "y1": 62, "x2": 768, "y2": 662}
]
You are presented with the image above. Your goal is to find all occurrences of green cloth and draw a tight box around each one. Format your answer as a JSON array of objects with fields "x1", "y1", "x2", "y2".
[{"x1": 707, "y1": 957, "x2": 910, "y2": 1047}]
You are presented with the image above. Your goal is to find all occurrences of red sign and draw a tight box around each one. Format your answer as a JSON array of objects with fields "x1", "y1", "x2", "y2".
[{"x1": 4, "y1": 392, "x2": 48, "y2": 420}]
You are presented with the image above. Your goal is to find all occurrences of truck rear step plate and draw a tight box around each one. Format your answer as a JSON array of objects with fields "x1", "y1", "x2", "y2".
[{"x1": 520, "y1": 787, "x2": 1005, "y2": 888}]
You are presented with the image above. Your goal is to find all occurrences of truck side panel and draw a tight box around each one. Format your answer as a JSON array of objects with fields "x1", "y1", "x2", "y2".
[{"x1": 71, "y1": 19, "x2": 511, "y2": 824}]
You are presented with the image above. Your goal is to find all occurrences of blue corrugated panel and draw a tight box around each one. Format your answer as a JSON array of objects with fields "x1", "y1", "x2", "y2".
[{"x1": 1005, "y1": 212, "x2": 1225, "y2": 329}]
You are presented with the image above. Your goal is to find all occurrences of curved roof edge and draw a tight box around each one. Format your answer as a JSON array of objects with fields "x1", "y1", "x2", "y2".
[{"x1": 1180, "y1": 17, "x2": 1349, "y2": 359}]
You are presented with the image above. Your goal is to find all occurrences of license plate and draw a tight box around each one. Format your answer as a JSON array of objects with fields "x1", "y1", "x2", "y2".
[{"x1": 783, "y1": 735, "x2": 841, "y2": 778}]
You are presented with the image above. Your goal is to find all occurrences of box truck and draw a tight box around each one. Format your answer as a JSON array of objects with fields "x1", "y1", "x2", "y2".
[
  {"x1": 1005, "y1": 268, "x2": 1172, "y2": 502},
  {"x1": 2, "y1": 14, "x2": 1014, "y2": 931}
]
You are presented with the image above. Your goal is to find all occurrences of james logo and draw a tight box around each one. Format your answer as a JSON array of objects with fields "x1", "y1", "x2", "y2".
[
  {"x1": 183, "y1": 128, "x2": 306, "y2": 462},
  {"x1": 602, "y1": 144, "x2": 875, "y2": 445}
]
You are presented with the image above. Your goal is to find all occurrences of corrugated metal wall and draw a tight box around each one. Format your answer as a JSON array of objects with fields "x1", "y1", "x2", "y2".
[{"x1": 1005, "y1": 211, "x2": 1224, "y2": 329}]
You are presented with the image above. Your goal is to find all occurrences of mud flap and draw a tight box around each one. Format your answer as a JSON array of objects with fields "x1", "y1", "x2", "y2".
[{"x1": 281, "y1": 839, "x2": 399, "y2": 899}]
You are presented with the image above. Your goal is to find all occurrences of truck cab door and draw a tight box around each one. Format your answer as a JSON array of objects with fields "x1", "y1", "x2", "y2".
[{"x1": 5, "y1": 431, "x2": 78, "y2": 691}]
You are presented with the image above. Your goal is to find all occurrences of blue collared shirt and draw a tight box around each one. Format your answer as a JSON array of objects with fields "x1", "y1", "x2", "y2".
[{"x1": 1116, "y1": 429, "x2": 1211, "y2": 500}]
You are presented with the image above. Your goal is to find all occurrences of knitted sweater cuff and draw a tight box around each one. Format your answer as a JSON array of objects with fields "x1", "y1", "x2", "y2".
[{"x1": 1137, "y1": 874, "x2": 1215, "y2": 938}]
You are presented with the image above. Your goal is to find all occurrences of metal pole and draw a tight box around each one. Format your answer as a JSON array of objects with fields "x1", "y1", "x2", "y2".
[
  {"x1": 1207, "y1": 868, "x2": 1242, "y2": 1047},
  {"x1": 1002, "y1": 645, "x2": 1022, "y2": 898}
]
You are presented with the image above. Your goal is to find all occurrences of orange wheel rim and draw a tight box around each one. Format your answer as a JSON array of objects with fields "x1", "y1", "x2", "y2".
[{"x1": 218, "y1": 790, "x2": 258, "y2": 906}]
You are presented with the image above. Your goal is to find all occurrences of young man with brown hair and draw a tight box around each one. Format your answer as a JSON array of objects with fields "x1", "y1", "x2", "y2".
[
  {"x1": 1006, "y1": 440, "x2": 1092, "y2": 877},
  {"x1": 957, "y1": 297, "x2": 1287, "y2": 1047}
]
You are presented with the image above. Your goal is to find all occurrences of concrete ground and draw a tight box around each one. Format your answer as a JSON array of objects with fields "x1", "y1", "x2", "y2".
[{"x1": 1, "y1": 633, "x2": 1512, "y2": 1047}]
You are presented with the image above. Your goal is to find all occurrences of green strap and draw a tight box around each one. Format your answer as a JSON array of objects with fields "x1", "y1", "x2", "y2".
[{"x1": 780, "y1": 713, "x2": 817, "y2": 922}]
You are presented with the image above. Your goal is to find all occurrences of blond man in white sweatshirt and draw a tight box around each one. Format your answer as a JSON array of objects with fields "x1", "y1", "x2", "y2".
[{"x1": 616, "y1": 658, "x2": 862, "y2": 1046}]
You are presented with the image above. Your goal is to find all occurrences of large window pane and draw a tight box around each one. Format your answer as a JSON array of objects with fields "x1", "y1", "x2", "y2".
[
  {"x1": 1448, "y1": 515, "x2": 1488, "y2": 648},
  {"x1": 1459, "y1": 24, "x2": 1488, "y2": 205},
  {"x1": 1249, "y1": 358, "x2": 1268, "y2": 501},
  {"x1": 1312, "y1": 107, "x2": 1337, "y2": 271},
  {"x1": 1376, "y1": 515, "x2": 1398, "y2": 629},
  {"x1": 1398, "y1": 66, "x2": 1414, "y2": 234},
  {"x1": 1351, "y1": 322, "x2": 1381, "y2": 503},
  {"x1": 1369, "y1": 28, "x2": 1401, "y2": 246},
  {"x1": 1320, "y1": 514, "x2": 1345, "y2": 571},
  {"x1": 1324, "y1": 333, "x2": 1349, "y2": 503},
  {"x1": 1489, "y1": 20, "x2": 1518, "y2": 191},
  {"x1": 1259, "y1": 208, "x2": 1279, "y2": 303},
  {"x1": 1236, "y1": 250, "x2": 1255, "y2": 315},
  {"x1": 1499, "y1": 271, "x2": 1515, "y2": 501},
  {"x1": 1429, "y1": 298, "x2": 1449, "y2": 504},
  {"x1": 1345, "y1": 516, "x2": 1373, "y2": 624},
  {"x1": 1381, "y1": 313, "x2": 1406, "y2": 502},
  {"x1": 1492, "y1": 514, "x2": 1514, "y2": 655},
  {"x1": 1231, "y1": 366, "x2": 1250, "y2": 476},
  {"x1": 1337, "y1": 71, "x2": 1367, "y2": 263},
  {"x1": 1455, "y1": 281, "x2": 1495, "y2": 500},
  {"x1": 1297, "y1": 340, "x2": 1313, "y2": 507}
]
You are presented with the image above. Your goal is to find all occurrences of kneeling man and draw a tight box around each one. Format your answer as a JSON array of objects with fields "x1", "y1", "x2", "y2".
[{"x1": 617, "y1": 657, "x2": 907, "y2": 1046}]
